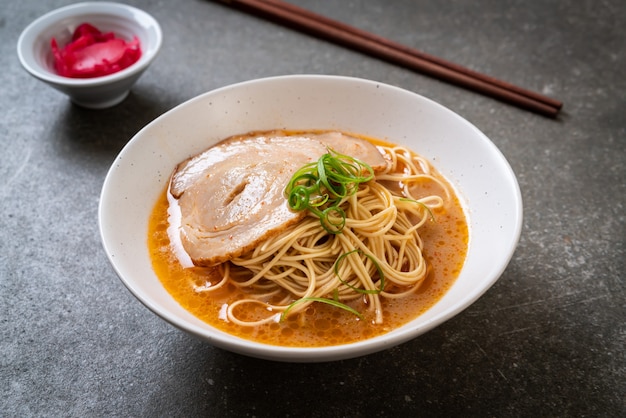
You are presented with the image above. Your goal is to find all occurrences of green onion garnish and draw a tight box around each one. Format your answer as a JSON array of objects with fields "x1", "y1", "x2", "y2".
[{"x1": 285, "y1": 149, "x2": 374, "y2": 234}]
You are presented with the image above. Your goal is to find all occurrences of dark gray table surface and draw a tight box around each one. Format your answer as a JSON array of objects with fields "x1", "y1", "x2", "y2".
[{"x1": 2, "y1": 0, "x2": 624, "y2": 416}]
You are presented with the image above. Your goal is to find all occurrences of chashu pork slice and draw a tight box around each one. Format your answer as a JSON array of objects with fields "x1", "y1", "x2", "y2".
[
  {"x1": 169, "y1": 131, "x2": 389, "y2": 266},
  {"x1": 170, "y1": 134, "x2": 328, "y2": 266}
]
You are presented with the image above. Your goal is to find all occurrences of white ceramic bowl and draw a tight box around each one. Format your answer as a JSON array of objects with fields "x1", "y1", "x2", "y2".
[
  {"x1": 99, "y1": 75, "x2": 523, "y2": 362},
  {"x1": 17, "y1": 2, "x2": 162, "y2": 109}
]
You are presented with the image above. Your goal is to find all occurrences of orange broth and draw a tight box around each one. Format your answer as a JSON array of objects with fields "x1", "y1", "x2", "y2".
[{"x1": 147, "y1": 134, "x2": 469, "y2": 347}]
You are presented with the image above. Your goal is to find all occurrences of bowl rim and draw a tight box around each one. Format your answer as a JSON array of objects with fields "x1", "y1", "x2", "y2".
[
  {"x1": 99, "y1": 74, "x2": 523, "y2": 362},
  {"x1": 16, "y1": 1, "x2": 163, "y2": 86}
]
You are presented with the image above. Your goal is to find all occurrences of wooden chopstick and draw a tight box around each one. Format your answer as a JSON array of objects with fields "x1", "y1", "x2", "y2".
[
  {"x1": 269, "y1": 0, "x2": 563, "y2": 111},
  {"x1": 216, "y1": 0, "x2": 563, "y2": 117}
]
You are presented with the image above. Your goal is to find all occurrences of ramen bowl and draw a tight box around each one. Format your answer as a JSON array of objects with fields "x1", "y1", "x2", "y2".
[
  {"x1": 17, "y1": 2, "x2": 162, "y2": 109},
  {"x1": 99, "y1": 75, "x2": 523, "y2": 362}
]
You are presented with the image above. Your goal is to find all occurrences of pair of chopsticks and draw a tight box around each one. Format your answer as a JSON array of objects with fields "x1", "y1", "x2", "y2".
[{"x1": 215, "y1": 0, "x2": 563, "y2": 117}]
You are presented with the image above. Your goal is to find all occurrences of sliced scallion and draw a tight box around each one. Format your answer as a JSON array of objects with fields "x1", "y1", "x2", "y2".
[{"x1": 285, "y1": 148, "x2": 374, "y2": 234}]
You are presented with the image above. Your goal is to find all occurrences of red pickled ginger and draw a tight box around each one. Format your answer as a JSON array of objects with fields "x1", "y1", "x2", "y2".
[{"x1": 51, "y1": 23, "x2": 142, "y2": 78}]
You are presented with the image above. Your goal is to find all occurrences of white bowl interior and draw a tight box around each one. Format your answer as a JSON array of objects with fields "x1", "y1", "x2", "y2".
[{"x1": 99, "y1": 75, "x2": 523, "y2": 362}]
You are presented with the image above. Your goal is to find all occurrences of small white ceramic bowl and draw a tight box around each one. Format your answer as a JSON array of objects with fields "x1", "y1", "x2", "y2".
[
  {"x1": 17, "y1": 2, "x2": 162, "y2": 109},
  {"x1": 99, "y1": 75, "x2": 523, "y2": 362}
]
